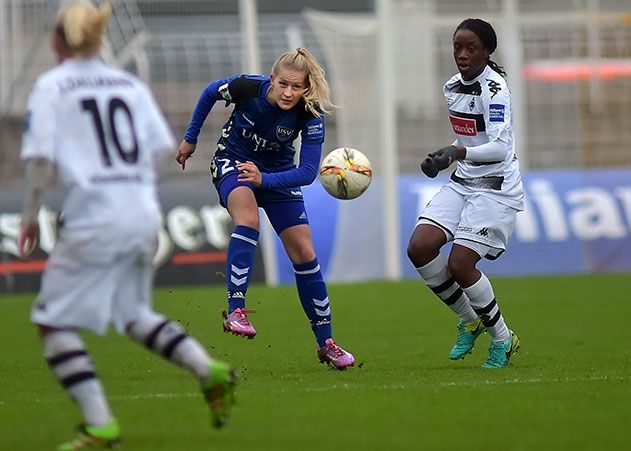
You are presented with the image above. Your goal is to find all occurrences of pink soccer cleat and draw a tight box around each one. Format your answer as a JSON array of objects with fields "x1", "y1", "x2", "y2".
[
  {"x1": 222, "y1": 308, "x2": 256, "y2": 339},
  {"x1": 317, "y1": 338, "x2": 355, "y2": 370}
]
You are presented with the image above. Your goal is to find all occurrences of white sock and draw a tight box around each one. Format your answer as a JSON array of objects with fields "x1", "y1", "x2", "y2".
[
  {"x1": 462, "y1": 273, "x2": 510, "y2": 342},
  {"x1": 417, "y1": 253, "x2": 478, "y2": 323},
  {"x1": 43, "y1": 331, "x2": 112, "y2": 427}
]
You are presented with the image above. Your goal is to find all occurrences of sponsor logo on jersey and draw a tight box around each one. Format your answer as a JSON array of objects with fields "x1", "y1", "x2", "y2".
[
  {"x1": 276, "y1": 126, "x2": 293, "y2": 141},
  {"x1": 290, "y1": 190, "x2": 303, "y2": 197},
  {"x1": 242, "y1": 113, "x2": 255, "y2": 126},
  {"x1": 489, "y1": 104, "x2": 505, "y2": 122},
  {"x1": 449, "y1": 115, "x2": 477, "y2": 136},
  {"x1": 242, "y1": 129, "x2": 280, "y2": 152},
  {"x1": 306, "y1": 122, "x2": 324, "y2": 139}
]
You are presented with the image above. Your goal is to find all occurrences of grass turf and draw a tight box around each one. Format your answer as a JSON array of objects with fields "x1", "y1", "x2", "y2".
[{"x1": 1, "y1": 273, "x2": 630, "y2": 450}]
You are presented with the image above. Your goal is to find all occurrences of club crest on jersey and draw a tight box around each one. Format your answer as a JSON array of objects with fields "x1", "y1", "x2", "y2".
[
  {"x1": 276, "y1": 126, "x2": 293, "y2": 141},
  {"x1": 489, "y1": 104, "x2": 505, "y2": 122},
  {"x1": 449, "y1": 115, "x2": 477, "y2": 136}
]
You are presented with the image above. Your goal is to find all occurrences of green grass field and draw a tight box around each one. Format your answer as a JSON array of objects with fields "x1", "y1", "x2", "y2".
[{"x1": 1, "y1": 273, "x2": 630, "y2": 450}]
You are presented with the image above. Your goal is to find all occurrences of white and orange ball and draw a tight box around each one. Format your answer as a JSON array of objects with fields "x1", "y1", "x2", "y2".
[{"x1": 318, "y1": 147, "x2": 372, "y2": 200}]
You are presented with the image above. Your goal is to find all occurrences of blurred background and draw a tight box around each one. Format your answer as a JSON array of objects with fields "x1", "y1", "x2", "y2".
[
  {"x1": 2, "y1": 0, "x2": 630, "y2": 181},
  {"x1": 1, "y1": 0, "x2": 630, "y2": 290}
]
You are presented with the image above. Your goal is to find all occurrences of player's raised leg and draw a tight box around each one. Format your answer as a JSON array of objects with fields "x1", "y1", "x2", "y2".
[
  {"x1": 127, "y1": 312, "x2": 238, "y2": 427},
  {"x1": 222, "y1": 225, "x2": 259, "y2": 338},
  {"x1": 221, "y1": 183, "x2": 260, "y2": 339}
]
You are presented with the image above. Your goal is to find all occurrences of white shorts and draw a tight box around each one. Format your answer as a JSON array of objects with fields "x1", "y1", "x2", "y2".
[
  {"x1": 416, "y1": 184, "x2": 518, "y2": 259},
  {"x1": 31, "y1": 238, "x2": 155, "y2": 335}
]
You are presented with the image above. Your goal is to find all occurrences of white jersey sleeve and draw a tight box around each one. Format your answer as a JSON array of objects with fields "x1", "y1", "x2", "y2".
[{"x1": 21, "y1": 75, "x2": 61, "y2": 162}]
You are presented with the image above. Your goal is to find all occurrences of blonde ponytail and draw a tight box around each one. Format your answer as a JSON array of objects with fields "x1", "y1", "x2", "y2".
[{"x1": 56, "y1": 1, "x2": 111, "y2": 58}]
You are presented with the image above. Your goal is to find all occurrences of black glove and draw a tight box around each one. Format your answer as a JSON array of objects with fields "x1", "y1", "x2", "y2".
[
  {"x1": 428, "y1": 145, "x2": 462, "y2": 172},
  {"x1": 420, "y1": 157, "x2": 438, "y2": 178}
]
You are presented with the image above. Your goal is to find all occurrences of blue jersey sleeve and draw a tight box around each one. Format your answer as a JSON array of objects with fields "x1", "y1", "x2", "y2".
[
  {"x1": 183, "y1": 75, "x2": 241, "y2": 144},
  {"x1": 259, "y1": 140, "x2": 321, "y2": 189}
]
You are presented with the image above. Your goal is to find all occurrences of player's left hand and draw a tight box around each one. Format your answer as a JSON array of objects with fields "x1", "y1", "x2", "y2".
[
  {"x1": 18, "y1": 223, "x2": 39, "y2": 259},
  {"x1": 428, "y1": 145, "x2": 464, "y2": 172},
  {"x1": 237, "y1": 161, "x2": 262, "y2": 187}
]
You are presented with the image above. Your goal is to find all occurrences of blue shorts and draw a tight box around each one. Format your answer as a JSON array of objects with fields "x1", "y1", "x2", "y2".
[{"x1": 211, "y1": 154, "x2": 310, "y2": 235}]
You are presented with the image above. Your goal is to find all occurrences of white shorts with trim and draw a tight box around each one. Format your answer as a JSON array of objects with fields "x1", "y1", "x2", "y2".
[
  {"x1": 31, "y1": 239, "x2": 155, "y2": 335},
  {"x1": 416, "y1": 184, "x2": 518, "y2": 259}
]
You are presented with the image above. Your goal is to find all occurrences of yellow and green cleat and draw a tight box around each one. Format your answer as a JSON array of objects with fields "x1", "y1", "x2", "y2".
[
  {"x1": 57, "y1": 418, "x2": 120, "y2": 450},
  {"x1": 202, "y1": 360, "x2": 239, "y2": 428}
]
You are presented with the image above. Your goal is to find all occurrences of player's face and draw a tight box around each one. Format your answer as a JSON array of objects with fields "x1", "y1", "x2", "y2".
[
  {"x1": 452, "y1": 29, "x2": 490, "y2": 80},
  {"x1": 268, "y1": 66, "x2": 308, "y2": 110}
]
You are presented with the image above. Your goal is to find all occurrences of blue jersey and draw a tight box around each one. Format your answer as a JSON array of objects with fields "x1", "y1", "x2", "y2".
[{"x1": 184, "y1": 74, "x2": 325, "y2": 189}]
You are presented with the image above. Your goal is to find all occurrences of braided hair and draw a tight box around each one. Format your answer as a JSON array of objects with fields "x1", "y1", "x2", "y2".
[{"x1": 455, "y1": 18, "x2": 507, "y2": 78}]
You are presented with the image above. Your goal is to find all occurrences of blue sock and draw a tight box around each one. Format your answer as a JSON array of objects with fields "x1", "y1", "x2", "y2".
[
  {"x1": 226, "y1": 225, "x2": 259, "y2": 313},
  {"x1": 293, "y1": 259, "x2": 332, "y2": 348}
]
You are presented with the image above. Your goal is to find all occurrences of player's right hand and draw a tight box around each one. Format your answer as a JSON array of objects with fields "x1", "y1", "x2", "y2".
[
  {"x1": 18, "y1": 223, "x2": 39, "y2": 259},
  {"x1": 176, "y1": 140, "x2": 196, "y2": 170},
  {"x1": 420, "y1": 157, "x2": 438, "y2": 178}
]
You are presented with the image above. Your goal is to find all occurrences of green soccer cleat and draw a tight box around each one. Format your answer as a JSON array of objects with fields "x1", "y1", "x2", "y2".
[
  {"x1": 449, "y1": 318, "x2": 486, "y2": 360},
  {"x1": 57, "y1": 418, "x2": 120, "y2": 450},
  {"x1": 482, "y1": 330, "x2": 520, "y2": 368},
  {"x1": 202, "y1": 360, "x2": 238, "y2": 428}
]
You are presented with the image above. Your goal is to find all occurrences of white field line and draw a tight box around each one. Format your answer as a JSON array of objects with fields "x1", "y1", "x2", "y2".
[
  {"x1": 293, "y1": 374, "x2": 631, "y2": 392},
  {"x1": 1, "y1": 374, "x2": 626, "y2": 406}
]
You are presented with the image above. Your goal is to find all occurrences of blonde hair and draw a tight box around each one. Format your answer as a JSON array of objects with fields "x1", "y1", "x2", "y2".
[
  {"x1": 55, "y1": 1, "x2": 111, "y2": 58},
  {"x1": 271, "y1": 48, "x2": 336, "y2": 118}
]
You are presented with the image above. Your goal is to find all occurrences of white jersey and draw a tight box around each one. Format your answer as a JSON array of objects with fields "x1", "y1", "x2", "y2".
[
  {"x1": 21, "y1": 58, "x2": 175, "y2": 262},
  {"x1": 443, "y1": 65, "x2": 524, "y2": 210}
]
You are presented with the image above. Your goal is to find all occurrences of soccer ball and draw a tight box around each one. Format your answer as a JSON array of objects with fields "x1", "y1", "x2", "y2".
[{"x1": 318, "y1": 147, "x2": 372, "y2": 200}]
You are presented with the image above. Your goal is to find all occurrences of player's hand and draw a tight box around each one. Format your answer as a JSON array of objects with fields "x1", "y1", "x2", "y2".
[
  {"x1": 18, "y1": 223, "x2": 39, "y2": 259},
  {"x1": 237, "y1": 161, "x2": 262, "y2": 187},
  {"x1": 176, "y1": 140, "x2": 196, "y2": 170},
  {"x1": 428, "y1": 145, "x2": 463, "y2": 172},
  {"x1": 420, "y1": 157, "x2": 439, "y2": 178}
]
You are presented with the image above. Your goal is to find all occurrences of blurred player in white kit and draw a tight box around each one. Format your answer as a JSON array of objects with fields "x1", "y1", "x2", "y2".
[{"x1": 18, "y1": 2, "x2": 237, "y2": 448}]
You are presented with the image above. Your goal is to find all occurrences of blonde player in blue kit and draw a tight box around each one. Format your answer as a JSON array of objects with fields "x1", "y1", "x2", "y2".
[
  {"x1": 408, "y1": 18, "x2": 523, "y2": 368},
  {"x1": 18, "y1": 2, "x2": 237, "y2": 448},
  {"x1": 176, "y1": 48, "x2": 355, "y2": 370}
]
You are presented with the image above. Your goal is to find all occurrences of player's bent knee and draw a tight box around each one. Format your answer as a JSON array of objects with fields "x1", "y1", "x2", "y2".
[{"x1": 407, "y1": 236, "x2": 436, "y2": 267}]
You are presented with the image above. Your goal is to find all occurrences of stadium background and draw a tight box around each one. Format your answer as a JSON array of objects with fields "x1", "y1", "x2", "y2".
[{"x1": 1, "y1": 0, "x2": 630, "y2": 291}]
